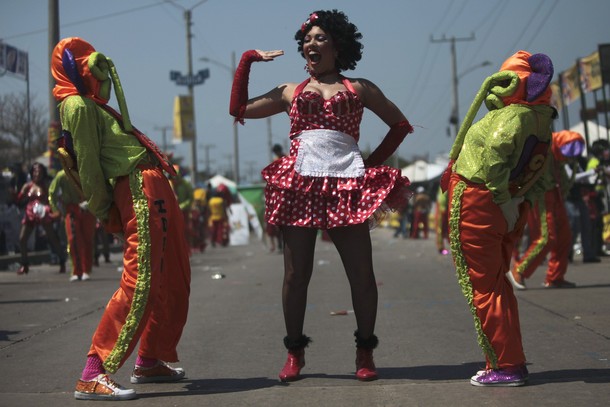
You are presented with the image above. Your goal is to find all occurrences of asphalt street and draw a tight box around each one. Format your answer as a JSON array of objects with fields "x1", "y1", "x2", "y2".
[{"x1": 1, "y1": 227, "x2": 609, "y2": 406}]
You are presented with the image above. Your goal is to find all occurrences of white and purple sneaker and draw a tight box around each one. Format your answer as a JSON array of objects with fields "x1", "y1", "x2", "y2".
[{"x1": 470, "y1": 365, "x2": 528, "y2": 387}]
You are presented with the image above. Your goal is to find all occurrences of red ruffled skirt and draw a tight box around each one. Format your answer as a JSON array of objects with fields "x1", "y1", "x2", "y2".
[{"x1": 262, "y1": 138, "x2": 412, "y2": 229}]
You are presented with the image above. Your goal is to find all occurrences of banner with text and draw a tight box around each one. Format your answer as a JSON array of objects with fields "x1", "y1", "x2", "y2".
[
  {"x1": 173, "y1": 95, "x2": 195, "y2": 141},
  {"x1": 0, "y1": 43, "x2": 28, "y2": 80}
]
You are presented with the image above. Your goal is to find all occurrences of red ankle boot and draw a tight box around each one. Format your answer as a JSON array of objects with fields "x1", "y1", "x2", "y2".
[
  {"x1": 279, "y1": 348, "x2": 305, "y2": 382},
  {"x1": 278, "y1": 335, "x2": 311, "y2": 382},
  {"x1": 355, "y1": 348, "x2": 378, "y2": 381},
  {"x1": 354, "y1": 331, "x2": 378, "y2": 381}
]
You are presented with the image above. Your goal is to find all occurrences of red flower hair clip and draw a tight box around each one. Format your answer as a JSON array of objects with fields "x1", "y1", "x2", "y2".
[{"x1": 301, "y1": 12, "x2": 319, "y2": 32}]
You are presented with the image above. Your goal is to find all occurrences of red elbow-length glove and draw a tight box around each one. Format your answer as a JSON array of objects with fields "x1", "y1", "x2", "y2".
[
  {"x1": 364, "y1": 120, "x2": 414, "y2": 167},
  {"x1": 229, "y1": 50, "x2": 264, "y2": 124}
]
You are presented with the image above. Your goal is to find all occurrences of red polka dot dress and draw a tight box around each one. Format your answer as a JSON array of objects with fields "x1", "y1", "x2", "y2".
[{"x1": 262, "y1": 77, "x2": 411, "y2": 229}]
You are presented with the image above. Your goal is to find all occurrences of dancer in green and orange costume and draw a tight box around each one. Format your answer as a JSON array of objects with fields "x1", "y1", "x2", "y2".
[
  {"x1": 51, "y1": 37, "x2": 191, "y2": 401},
  {"x1": 508, "y1": 130, "x2": 585, "y2": 290},
  {"x1": 442, "y1": 50, "x2": 556, "y2": 386},
  {"x1": 49, "y1": 169, "x2": 97, "y2": 282}
]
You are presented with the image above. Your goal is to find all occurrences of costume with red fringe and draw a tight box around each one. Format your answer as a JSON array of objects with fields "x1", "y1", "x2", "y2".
[
  {"x1": 445, "y1": 50, "x2": 556, "y2": 372},
  {"x1": 511, "y1": 130, "x2": 585, "y2": 286},
  {"x1": 51, "y1": 37, "x2": 190, "y2": 375}
]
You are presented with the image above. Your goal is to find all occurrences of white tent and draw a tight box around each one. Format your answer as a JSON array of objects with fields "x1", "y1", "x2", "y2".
[
  {"x1": 205, "y1": 174, "x2": 263, "y2": 243},
  {"x1": 206, "y1": 174, "x2": 237, "y2": 192},
  {"x1": 401, "y1": 159, "x2": 447, "y2": 183},
  {"x1": 569, "y1": 121, "x2": 610, "y2": 153}
]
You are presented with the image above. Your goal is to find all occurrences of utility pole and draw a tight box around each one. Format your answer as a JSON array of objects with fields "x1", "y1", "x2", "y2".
[
  {"x1": 431, "y1": 34, "x2": 475, "y2": 137},
  {"x1": 244, "y1": 160, "x2": 257, "y2": 184},
  {"x1": 184, "y1": 9, "x2": 197, "y2": 184},
  {"x1": 230, "y1": 51, "x2": 239, "y2": 185},
  {"x1": 154, "y1": 125, "x2": 172, "y2": 152},
  {"x1": 223, "y1": 154, "x2": 233, "y2": 179},
  {"x1": 200, "y1": 52, "x2": 239, "y2": 184},
  {"x1": 267, "y1": 117, "x2": 273, "y2": 163},
  {"x1": 202, "y1": 144, "x2": 215, "y2": 177},
  {"x1": 48, "y1": 0, "x2": 59, "y2": 124},
  {"x1": 168, "y1": 0, "x2": 208, "y2": 186}
]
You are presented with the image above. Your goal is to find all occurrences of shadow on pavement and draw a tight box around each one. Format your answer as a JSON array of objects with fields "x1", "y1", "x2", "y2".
[
  {"x1": 529, "y1": 368, "x2": 610, "y2": 385},
  {"x1": 378, "y1": 364, "x2": 610, "y2": 385},
  {"x1": 0, "y1": 330, "x2": 21, "y2": 341},
  {"x1": 378, "y1": 362, "x2": 482, "y2": 380},
  {"x1": 0, "y1": 298, "x2": 63, "y2": 304},
  {"x1": 136, "y1": 377, "x2": 279, "y2": 398}
]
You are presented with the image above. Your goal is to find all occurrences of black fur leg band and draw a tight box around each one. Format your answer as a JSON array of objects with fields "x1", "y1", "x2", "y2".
[
  {"x1": 354, "y1": 331, "x2": 379, "y2": 349},
  {"x1": 283, "y1": 334, "x2": 312, "y2": 350}
]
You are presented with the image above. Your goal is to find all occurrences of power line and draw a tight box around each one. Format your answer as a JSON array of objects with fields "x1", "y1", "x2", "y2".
[
  {"x1": 521, "y1": 0, "x2": 559, "y2": 52},
  {"x1": 3, "y1": 1, "x2": 167, "y2": 40},
  {"x1": 503, "y1": 0, "x2": 547, "y2": 58},
  {"x1": 458, "y1": 0, "x2": 507, "y2": 67}
]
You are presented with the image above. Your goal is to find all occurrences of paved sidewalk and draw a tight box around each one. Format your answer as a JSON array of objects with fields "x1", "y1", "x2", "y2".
[{"x1": 0, "y1": 227, "x2": 609, "y2": 406}]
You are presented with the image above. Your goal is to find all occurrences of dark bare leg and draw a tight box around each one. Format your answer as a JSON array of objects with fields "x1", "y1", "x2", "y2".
[
  {"x1": 326, "y1": 223, "x2": 377, "y2": 339},
  {"x1": 280, "y1": 226, "x2": 318, "y2": 340}
]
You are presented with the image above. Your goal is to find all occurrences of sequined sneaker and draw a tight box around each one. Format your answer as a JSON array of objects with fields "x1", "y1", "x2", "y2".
[
  {"x1": 543, "y1": 280, "x2": 576, "y2": 288},
  {"x1": 507, "y1": 269, "x2": 526, "y2": 290},
  {"x1": 470, "y1": 365, "x2": 528, "y2": 387},
  {"x1": 74, "y1": 373, "x2": 136, "y2": 400},
  {"x1": 130, "y1": 361, "x2": 185, "y2": 384}
]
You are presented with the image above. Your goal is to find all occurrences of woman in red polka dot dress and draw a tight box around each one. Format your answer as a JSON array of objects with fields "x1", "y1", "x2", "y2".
[{"x1": 230, "y1": 9, "x2": 413, "y2": 382}]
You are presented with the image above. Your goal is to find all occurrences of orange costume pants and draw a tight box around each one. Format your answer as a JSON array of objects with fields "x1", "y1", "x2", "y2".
[
  {"x1": 513, "y1": 188, "x2": 571, "y2": 285},
  {"x1": 65, "y1": 203, "x2": 97, "y2": 277},
  {"x1": 448, "y1": 174, "x2": 528, "y2": 369},
  {"x1": 88, "y1": 167, "x2": 191, "y2": 374},
  {"x1": 410, "y1": 210, "x2": 429, "y2": 239}
]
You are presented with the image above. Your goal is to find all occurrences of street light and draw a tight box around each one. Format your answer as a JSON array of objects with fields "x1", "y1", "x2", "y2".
[
  {"x1": 167, "y1": 0, "x2": 209, "y2": 186},
  {"x1": 450, "y1": 60, "x2": 492, "y2": 136},
  {"x1": 200, "y1": 52, "x2": 240, "y2": 184}
]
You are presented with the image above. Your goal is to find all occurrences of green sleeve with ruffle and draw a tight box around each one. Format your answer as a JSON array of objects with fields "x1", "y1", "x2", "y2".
[
  {"x1": 455, "y1": 105, "x2": 554, "y2": 205},
  {"x1": 60, "y1": 97, "x2": 113, "y2": 221},
  {"x1": 455, "y1": 109, "x2": 521, "y2": 205}
]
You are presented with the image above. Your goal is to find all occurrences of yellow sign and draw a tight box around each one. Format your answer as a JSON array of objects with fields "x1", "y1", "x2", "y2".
[
  {"x1": 550, "y1": 81, "x2": 562, "y2": 111},
  {"x1": 173, "y1": 95, "x2": 195, "y2": 141},
  {"x1": 580, "y1": 51, "x2": 602, "y2": 93},
  {"x1": 560, "y1": 64, "x2": 581, "y2": 106}
]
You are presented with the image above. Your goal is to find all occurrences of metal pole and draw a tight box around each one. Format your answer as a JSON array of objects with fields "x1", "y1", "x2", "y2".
[
  {"x1": 450, "y1": 37, "x2": 459, "y2": 137},
  {"x1": 185, "y1": 9, "x2": 198, "y2": 185},
  {"x1": 48, "y1": 0, "x2": 59, "y2": 124},
  {"x1": 26, "y1": 55, "x2": 31, "y2": 166},
  {"x1": 431, "y1": 34, "x2": 475, "y2": 138},
  {"x1": 267, "y1": 117, "x2": 273, "y2": 163},
  {"x1": 203, "y1": 144, "x2": 215, "y2": 176},
  {"x1": 576, "y1": 58, "x2": 590, "y2": 147},
  {"x1": 231, "y1": 51, "x2": 239, "y2": 184}
]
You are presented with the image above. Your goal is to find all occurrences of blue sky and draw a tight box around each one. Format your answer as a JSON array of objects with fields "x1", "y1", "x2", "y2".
[{"x1": 2, "y1": 0, "x2": 610, "y2": 183}]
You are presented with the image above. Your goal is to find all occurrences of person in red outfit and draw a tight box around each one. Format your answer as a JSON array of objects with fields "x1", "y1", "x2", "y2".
[
  {"x1": 16, "y1": 162, "x2": 66, "y2": 275},
  {"x1": 230, "y1": 9, "x2": 413, "y2": 382},
  {"x1": 410, "y1": 186, "x2": 431, "y2": 239},
  {"x1": 508, "y1": 130, "x2": 585, "y2": 289}
]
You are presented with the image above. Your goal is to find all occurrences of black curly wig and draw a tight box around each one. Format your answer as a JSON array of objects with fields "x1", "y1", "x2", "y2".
[
  {"x1": 29, "y1": 162, "x2": 48, "y2": 180},
  {"x1": 295, "y1": 9, "x2": 363, "y2": 72}
]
